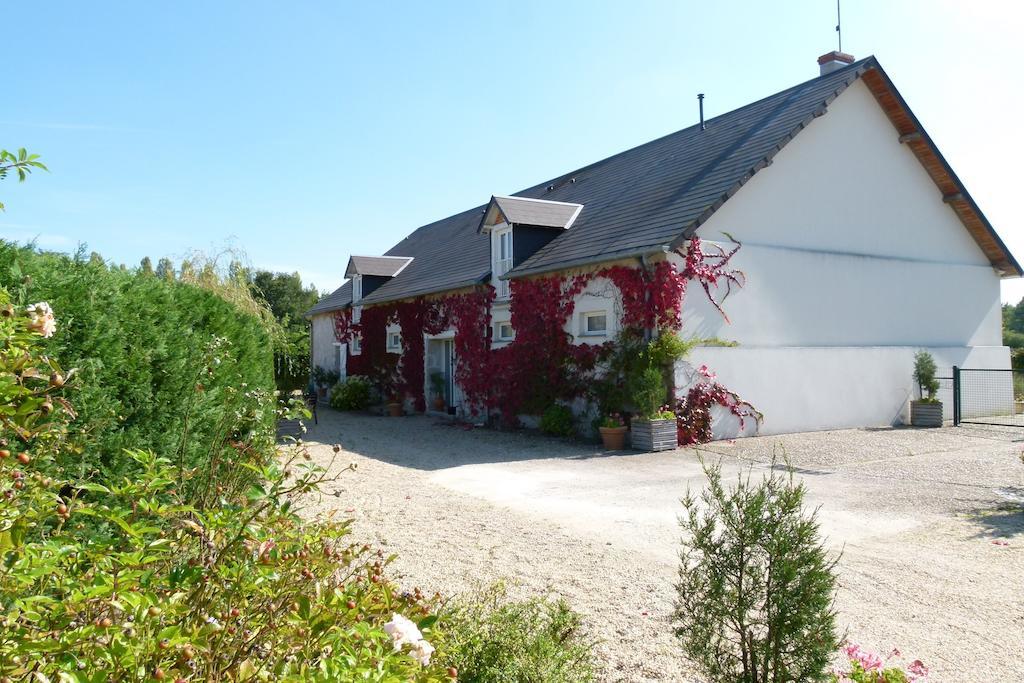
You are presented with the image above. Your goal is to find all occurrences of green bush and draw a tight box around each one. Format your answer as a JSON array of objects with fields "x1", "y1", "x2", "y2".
[
  {"x1": 675, "y1": 459, "x2": 839, "y2": 683},
  {"x1": 912, "y1": 350, "x2": 940, "y2": 402},
  {"x1": 331, "y1": 375, "x2": 372, "y2": 410},
  {"x1": 0, "y1": 297, "x2": 453, "y2": 681},
  {"x1": 540, "y1": 404, "x2": 575, "y2": 437},
  {"x1": 0, "y1": 243, "x2": 276, "y2": 496},
  {"x1": 630, "y1": 366, "x2": 667, "y2": 419},
  {"x1": 443, "y1": 585, "x2": 596, "y2": 683}
]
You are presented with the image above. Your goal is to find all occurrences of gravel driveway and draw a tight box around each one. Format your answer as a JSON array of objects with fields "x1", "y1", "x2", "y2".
[{"x1": 299, "y1": 410, "x2": 1023, "y2": 682}]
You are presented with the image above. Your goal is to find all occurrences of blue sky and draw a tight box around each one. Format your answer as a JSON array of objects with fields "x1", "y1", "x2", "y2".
[{"x1": 3, "y1": 1, "x2": 1023, "y2": 301}]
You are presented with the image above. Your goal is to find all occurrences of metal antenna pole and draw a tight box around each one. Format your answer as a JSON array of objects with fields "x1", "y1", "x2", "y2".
[{"x1": 836, "y1": 0, "x2": 842, "y2": 52}]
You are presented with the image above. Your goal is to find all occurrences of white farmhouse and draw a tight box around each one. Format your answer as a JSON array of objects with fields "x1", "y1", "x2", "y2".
[{"x1": 307, "y1": 53, "x2": 1019, "y2": 437}]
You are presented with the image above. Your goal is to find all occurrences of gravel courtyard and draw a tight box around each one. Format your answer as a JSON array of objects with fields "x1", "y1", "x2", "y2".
[{"x1": 299, "y1": 410, "x2": 1023, "y2": 682}]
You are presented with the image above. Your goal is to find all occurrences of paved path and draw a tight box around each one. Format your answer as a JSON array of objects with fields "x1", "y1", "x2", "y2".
[{"x1": 300, "y1": 411, "x2": 1024, "y2": 682}]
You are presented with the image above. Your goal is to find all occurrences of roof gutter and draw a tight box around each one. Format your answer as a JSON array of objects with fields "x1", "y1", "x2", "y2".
[
  {"x1": 503, "y1": 245, "x2": 671, "y2": 280},
  {"x1": 357, "y1": 275, "x2": 491, "y2": 307}
]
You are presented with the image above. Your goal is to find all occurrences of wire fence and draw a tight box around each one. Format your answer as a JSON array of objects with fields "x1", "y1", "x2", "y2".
[{"x1": 954, "y1": 367, "x2": 1024, "y2": 427}]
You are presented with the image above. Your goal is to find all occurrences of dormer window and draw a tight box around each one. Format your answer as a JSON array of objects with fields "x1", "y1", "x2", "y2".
[
  {"x1": 477, "y1": 195, "x2": 583, "y2": 298},
  {"x1": 494, "y1": 227, "x2": 513, "y2": 299},
  {"x1": 345, "y1": 255, "x2": 413, "y2": 304},
  {"x1": 352, "y1": 275, "x2": 362, "y2": 303}
]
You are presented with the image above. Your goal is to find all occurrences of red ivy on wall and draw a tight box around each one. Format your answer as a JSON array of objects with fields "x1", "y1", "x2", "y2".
[{"x1": 332, "y1": 237, "x2": 756, "y2": 444}]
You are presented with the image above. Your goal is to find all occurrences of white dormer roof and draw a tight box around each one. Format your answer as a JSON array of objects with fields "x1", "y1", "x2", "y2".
[
  {"x1": 478, "y1": 195, "x2": 583, "y2": 233},
  {"x1": 345, "y1": 255, "x2": 414, "y2": 278}
]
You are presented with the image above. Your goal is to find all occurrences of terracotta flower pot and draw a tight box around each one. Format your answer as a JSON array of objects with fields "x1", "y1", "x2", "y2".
[
  {"x1": 432, "y1": 396, "x2": 445, "y2": 411},
  {"x1": 387, "y1": 402, "x2": 403, "y2": 417},
  {"x1": 599, "y1": 426, "x2": 627, "y2": 450}
]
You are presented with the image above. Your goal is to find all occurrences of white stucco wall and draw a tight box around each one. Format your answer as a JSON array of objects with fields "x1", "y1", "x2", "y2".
[
  {"x1": 310, "y1": 313, "x2": 340, "y2": 374},
  {"x1": 670, "y1": 77, "x2": 1010, "y2": 436},
  {"x1": 679, "y1": 345, "x2": 1010, "y2": 437}
]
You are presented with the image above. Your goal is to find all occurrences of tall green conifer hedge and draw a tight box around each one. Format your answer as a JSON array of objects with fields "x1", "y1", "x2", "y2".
[{"x1": 0, "y1": 242, "x2": 276, "y2": 483}]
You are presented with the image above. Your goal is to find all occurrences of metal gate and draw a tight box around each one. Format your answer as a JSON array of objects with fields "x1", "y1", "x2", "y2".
[{"x1": 952, "y1": 366, "x2": 1024, "y2": 427}]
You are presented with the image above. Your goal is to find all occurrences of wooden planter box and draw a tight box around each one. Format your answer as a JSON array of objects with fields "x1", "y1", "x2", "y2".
[
  {"x1": 631, "y1": 418, "x2": 677, "y2": 452},
  {"x1": 910, "y1": 400, "x2": 943, "y2": 428}
]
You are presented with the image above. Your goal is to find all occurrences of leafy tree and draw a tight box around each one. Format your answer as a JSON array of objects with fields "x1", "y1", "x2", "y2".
[
  {"x1": 140, "y1": 255, "x2": 154, "y2": 275},
  {"x1": 155, "y1": 256, "x2": 175, "y2": 280},
  {"x1": 251, "y1": 270, "x2": 320, "y2": 324},
  {"x1": 251, "y1": 270, "x2": 321, "y2": 391},
  {"x1": 676, "y1": 460, "x2": 839, "y2": 683},
  {"x1": 0, "y1": 147, "x2": 46, "y2": 210}
]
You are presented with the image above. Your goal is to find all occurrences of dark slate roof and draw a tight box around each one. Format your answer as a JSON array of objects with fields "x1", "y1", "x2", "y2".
[
  {"x1": 359, "y1": 206, "x2": 491, "y2": 305},
  {"x1": 307, "y1": 55, "x2": 1017, "y2": 313},
  {"x1": 345, "y1": 255, "x2": 414, "y2": 278},
  {"x1": 307, "y1": 279, "x2": 352, "y2": 316},
  {"x1": 480, "y1": 195, "x2": 583, "y2": 232}
]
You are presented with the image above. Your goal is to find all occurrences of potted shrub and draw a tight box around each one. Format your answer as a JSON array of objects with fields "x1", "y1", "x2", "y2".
[
  {"x1": 387, "y1": 394, "x2": 403, "y2": 417},
  {"x1": 630, "y1": 366, "x2": 677, "y2": 451},
  {"x1": 910, "y1": 350, "x2": 943, "y2": 427},
  {"x1": 598, "y1": 413, "x2": 627, "y2": 450},
  {"x1": 428, "y1": 371, "x2": 446, "y2": 412},
  {"x1": 312, "y1": 366, "x2": 339, "y2": 399}
]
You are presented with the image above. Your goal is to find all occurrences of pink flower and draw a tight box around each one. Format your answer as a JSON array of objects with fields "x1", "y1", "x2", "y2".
[
  {"x1": 696, "y1": 364, "x2": 717, "y2": 381},
  {"x1": 907, "y1": 660, "x2": 929, "y2": 681},
  {"x1": 844, "y1": 643, "x2": 882, "y2": 671}
]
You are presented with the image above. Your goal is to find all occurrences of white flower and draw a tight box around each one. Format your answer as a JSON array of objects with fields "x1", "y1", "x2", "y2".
[
  {"x1": 383, "y1": 613, "x2": 434, "y2": 665},
  {"x1": 383, "y1": 613, "x2": 422, "y2": 650},
  {"x1": 410, "y1": 638, "x2": 435, "y2": 666},
  {"x1": 25, "y1": 302, "x2": 56, "y2": 338}
]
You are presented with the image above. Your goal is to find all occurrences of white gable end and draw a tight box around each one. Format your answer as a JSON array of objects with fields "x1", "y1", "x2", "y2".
[
  {"x1": 683, "y1": 78, "x2": 1002, "y2": 349},
  {"x1": 700, "y1": 78, "x2": 990, "y2": 265}
]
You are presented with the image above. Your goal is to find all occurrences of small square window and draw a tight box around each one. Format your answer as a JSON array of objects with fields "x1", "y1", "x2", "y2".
[
  {"x1": 386, "y1": 331, "x2": 401, "y2": 353},
  {"x1": 582, "y1": 312, "x2": 607, "y2": 336},
  {"x1": 496, "y1": 322, "x2": 514, "y2": 341}
]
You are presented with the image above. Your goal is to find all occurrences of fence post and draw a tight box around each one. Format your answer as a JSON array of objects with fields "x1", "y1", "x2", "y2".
[{"x1": 952, "y1": 366, "x2": 960, "y2": 426}]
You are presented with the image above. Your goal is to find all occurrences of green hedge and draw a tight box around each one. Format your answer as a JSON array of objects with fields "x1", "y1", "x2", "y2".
[{"x1": 0, "y1": 243, "x2": 275, "y2": 484}]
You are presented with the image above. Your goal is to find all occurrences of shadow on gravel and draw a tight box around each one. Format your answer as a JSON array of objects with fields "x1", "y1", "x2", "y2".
[
  {"x1": 304, "y1": 409, "x2": 672, "y2": 472},
  {"x1": 967, "y1": 495, "x2": 1024, "y2": 540}
]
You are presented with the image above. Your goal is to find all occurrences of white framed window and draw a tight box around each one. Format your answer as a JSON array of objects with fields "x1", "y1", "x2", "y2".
[
  {"x1": 580, "y1": 311, "x2": 608, "y2": 336},
  {"x1": 351, "y1": 333, "x2": 362, "y2": 355},
  {"x1": 352, "y1": 275, "x2": 362, "y2": 303},
  {"x1": 386, "y1": 330, "x2": 401, "y2": 353},
  {"x1": 495, "y1": 321, "x2": 514, "y2": 342},
  {"x1": 493, "y1": 228, "x2": 513, "y2": 299}
]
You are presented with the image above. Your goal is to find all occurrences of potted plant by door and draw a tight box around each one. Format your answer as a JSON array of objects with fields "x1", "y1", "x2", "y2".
[
  {"x1": 598, "y1": 413, "x2": 627, "y2": 450},
  {"x1": 312, "y1": 366, "x2": 339, "y2": 400},
  {"x1": 629, "y1": 367, "x2": 677, "y2": 451},
  {"x1": 910, "y1": 350, "x2": 943, "y2": 427},
  {"x1": 387, "y1": 394, "x2": 404, "y2": 417},
  {"x1": 429, "y1": 371, "x2": 446, "y2": 412}
]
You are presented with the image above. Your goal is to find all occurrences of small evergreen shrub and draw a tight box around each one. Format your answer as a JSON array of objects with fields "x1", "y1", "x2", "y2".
[
  {"x1": 330, "y1": 375, "x2": 372, "y2": 410},
  {"x1": 912, "y1": 350, "x2": 940, "y2": 403},
  {"x1": 540, "y1": 404, "x2": 575, "y2": 436},
  {"x1": 442, "y1": 584, "x2": 596, "y2": 683},
  {"x1": 675, "y1": 459, "x2": 839, "y2": 683},
  {"x1": 630, "y1": 366, "x2": 667, "y2": 419}
]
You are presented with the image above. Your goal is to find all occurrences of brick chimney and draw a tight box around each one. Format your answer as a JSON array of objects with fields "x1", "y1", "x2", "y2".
[{"x1": 818, "y1": 50, "x2": 855, "y2": 75}]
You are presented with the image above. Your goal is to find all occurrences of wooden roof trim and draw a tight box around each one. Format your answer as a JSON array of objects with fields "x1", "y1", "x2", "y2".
[{"x1": 860, "y1": 65, "x2": 1021, "y2": 277}]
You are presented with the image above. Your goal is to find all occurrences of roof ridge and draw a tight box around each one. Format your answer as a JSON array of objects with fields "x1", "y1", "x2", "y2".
[{"x1": 513, "y1": 56, "x2": 877, "y2": 200}]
